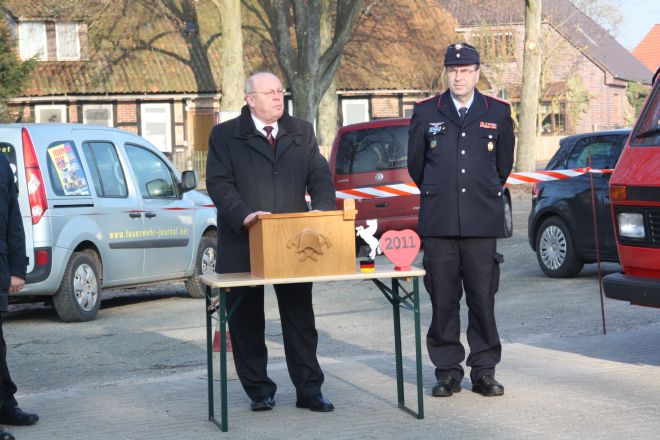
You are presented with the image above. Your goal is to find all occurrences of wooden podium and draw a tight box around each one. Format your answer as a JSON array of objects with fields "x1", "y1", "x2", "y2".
[{"x1": 247, "y1": 200, "x2": 357, "y2": 278}]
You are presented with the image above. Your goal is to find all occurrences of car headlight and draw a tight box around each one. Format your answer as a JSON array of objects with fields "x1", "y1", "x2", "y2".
[{"x1": 617, "y1": 212, "x2": 645, "y2": 239}]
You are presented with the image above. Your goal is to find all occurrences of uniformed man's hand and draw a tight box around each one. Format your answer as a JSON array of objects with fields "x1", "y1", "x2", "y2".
[
  {"x1": 9, "y1": 276, "x2": 25, "y2": 293},
  {"x1": 243, "y1": 211, "x2": 272, "y2": 226}
]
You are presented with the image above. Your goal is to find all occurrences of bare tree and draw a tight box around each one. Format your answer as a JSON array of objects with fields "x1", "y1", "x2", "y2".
[
  {"x1": 91, "y1": 0, "x2": 221, "y2": 92},
  {"x1": 245, "y1": 0, "x2": 364, "y2": 122},
  {"x1": 316, "y1": 0, "x2": 338, "y2": 154},
  {"x1": 517, "y1": 0, "x2": 542, "y2": 172},
  {"x1": 216, "y1": 0, "x2": 245, "y2": 120},
  {"x1": 572, "y1": 0, "x2": 623, "y2": 36}
]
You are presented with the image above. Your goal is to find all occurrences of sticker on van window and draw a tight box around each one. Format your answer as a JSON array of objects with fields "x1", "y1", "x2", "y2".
[{"x1": 47, "y1": 142, "x2": 91, "y2": 196}]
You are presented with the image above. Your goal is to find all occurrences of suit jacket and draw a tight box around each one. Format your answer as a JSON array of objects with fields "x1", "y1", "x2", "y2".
[
  {"x1": 206, "y1": 105, "x2": 336, "y2": 273},
  {"x1": 407, "y1": 89, "x2": 515, "y2": 238},
  {"x1": 0, "y1": 154, "x2": 27, "y2": 311}
]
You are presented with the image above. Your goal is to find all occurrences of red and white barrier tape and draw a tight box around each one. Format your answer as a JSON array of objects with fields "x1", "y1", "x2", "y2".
[
  {"x1": 21, "y1": 168, "x2": 612, "y2": 217},
  {"x1": 334, "y1": 167, "x2": 612, "y2": 200},
  {"x1": 505, "y1": 167, "x2": 612, "y2": 185}
]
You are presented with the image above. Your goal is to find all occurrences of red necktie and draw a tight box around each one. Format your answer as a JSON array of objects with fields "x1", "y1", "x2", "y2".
[{"x1": 264, "y1": 126, "x2": 275, "y2": 147}]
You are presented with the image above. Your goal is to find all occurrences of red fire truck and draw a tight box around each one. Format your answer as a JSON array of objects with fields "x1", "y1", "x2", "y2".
[{"x1": 603, "y1": 68, "x2": 660, "y2": 307}]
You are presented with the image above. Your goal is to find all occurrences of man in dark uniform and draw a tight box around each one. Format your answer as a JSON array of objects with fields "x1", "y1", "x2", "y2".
[
  {"x1": 206, "y1": 72, "x2": 336, "y2": 412},
  {"x1": 407, "y1": 43, "x2": 515, "y2": 397},
  {"x1": 0, "y1": 154, "x2": 40, "y2": 440}
]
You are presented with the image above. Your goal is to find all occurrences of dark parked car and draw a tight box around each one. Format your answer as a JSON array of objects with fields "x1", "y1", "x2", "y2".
[{"x1": 528, "y1": 129, "x2": 631, "y2": 277}]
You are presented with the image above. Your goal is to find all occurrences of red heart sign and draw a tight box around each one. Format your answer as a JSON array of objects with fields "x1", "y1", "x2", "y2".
[{"x1": 379, "y1": 229, "x2": 421, "y2": 271}]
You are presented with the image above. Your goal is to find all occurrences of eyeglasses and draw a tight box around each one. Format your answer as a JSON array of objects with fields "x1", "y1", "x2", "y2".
[
  {"x1": 249, "y1": 89, "x2": 284, "y2": 97},
  {"x1": 446, "y1": 67, "x2": 479, "y2": 77}
]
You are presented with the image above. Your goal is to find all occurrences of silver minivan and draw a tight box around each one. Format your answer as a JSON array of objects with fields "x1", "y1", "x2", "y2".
[{"x1": 0, "y1": 123, "x2": 217, "y2": 321}]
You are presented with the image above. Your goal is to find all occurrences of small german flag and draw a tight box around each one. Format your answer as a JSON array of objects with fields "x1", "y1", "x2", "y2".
[{"x1": 359, "y1": 260, "x2": 375, "y2": 273}]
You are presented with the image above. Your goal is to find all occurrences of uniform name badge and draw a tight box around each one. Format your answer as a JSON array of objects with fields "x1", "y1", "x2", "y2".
[{"x1": 428, "y1": 122, "x2": 445, "y2": 149}]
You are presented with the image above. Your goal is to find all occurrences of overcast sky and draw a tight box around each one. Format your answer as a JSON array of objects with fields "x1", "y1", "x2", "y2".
[{"x1": 615, "y1": 0, "x2": 660, "y2": 50}]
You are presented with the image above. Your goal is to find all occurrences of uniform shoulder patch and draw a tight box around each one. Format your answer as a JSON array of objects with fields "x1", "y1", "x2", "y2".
[
  {"x1": 415, "y1": 95, "x2": 437, "y2": 105},
  {"x1": 485, "y1": 95, "x2": 511, "y2": 106}
]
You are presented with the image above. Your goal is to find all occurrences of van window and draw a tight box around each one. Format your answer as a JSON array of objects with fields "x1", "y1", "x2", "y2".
[
  {"x1": 125, "y1": 144, "x2": 176, "y2": 198},
  {"x1": 0, "y1": 143, "x2": 17, "y2": 186},
  {"x1": 46, "y1": 141, "x2": 91, "y2": 196},
  {"x1": 631, "y1": 85, "x2": 660, "y2": 147},
  {"x1": 82, "y1": 142, "x2": 128, "y2": 198},
  {"x1": 566, "y1": 136, "x2": 622, "y2": 170},
  {"x1": 335, "y1": 125, "x2": 408, "y2": 175}
]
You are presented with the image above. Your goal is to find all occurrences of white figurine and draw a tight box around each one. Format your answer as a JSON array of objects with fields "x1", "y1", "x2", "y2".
[{"x1": 356, "y1": 219, "x2": 382, "y2": 260}]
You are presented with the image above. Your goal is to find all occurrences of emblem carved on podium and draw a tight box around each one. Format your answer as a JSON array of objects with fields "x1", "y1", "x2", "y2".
[{"x1": 287, "y1": 228, "x2": 332, "y2": 262}]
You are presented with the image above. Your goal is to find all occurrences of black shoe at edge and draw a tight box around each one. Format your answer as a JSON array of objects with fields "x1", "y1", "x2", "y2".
[
  {"x1": 472, "y1": 375, "x2": 504, "y2": 397},
  {"x1": 295, "y1": 394, "x2": 334, "y2": 412},
  {"x1": 250, "y1": 396, "x2": 275, "y2": 411},
  {"x1": 432, "y1": 376, "x2": 462, "y2": 397}
]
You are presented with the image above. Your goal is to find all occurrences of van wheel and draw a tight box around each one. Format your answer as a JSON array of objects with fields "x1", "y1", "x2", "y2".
[
  {"x1": 535, "y1": 217, "x2": 583, "y2": 278},
  {"x1": 53, "y1": 252, "x2": 101, "y2": 322},
  {"x1": 503, "y1": 195, "x2": 513, "y2": 238},
  {"x1": 185, "y1": 235, "x2": 217, "y2": 298}
]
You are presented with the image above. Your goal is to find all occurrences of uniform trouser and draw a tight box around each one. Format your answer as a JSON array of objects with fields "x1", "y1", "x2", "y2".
[
  {"x1": 0, "y1": 316, "x2": 18, "y2": 410},
  {"x1": 225, "y1": 282, "x2": 324, "y2": 401},
  {"x1": 422, "y1": 237, "x2": 502, "y2": 383}
]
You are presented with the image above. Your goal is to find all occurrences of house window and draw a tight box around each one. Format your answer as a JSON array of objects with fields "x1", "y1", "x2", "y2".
[
  {"x1": 140, "y1": 103, "x2": 172, "y2": 153},
  {"x1": 402, "y1": 102, "x2": 417, "y2": 118},
  {"x1": 342, "y1": 99, "x2": 369, "y2": 126},
  {"x1": 540, "y1": 102, "x2": 566, "y2": 133},
  {"x1": 83, "y1": 104, "x2": 113, "y2": 127},
  {"x1": 472, "y1": 30, "x2": 515, "y2": 59},
  {"x1": 35, "y1": 105, "x2": 66, "y2": 123},
  {"x1": 19, "y1": 21, "x2": 47, "y2": 60},
  {"x1": 56, "y1": 23, "x2": 81, "y2": 60}
]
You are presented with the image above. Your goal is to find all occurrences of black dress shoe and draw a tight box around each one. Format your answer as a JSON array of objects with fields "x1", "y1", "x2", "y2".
[
  {"x1": 0, "y1": 427, "x2": 15, "y2": 440},
  {"x1": 472, "y1": 375, "x2": 504, "y2": 397},
  {"x1": 250, "y1": 396, "x2": 275, "y2": 411},
  {"x1": 295, "y1": 394, "x2": 334, "y2": 412},
  {"x1": 0, "y1": 406, "x2": 39, "y2": 426},
  {"x1": 432, "y1": 376, "x2": 461, "y2": 397}
]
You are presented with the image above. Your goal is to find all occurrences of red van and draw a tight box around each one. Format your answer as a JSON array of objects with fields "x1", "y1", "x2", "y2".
[
  {"x1": 328, "y1": 118, "x2": 512, "y2": 236},
  {"x1": 603, "y1": 68, "x2": 660, "y2": 307}
]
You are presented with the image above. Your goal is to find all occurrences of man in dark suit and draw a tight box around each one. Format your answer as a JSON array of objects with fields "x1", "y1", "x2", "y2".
[
  {"x1": 0, "y1": 154, "x2": 39, "y2": 440},
  {"x1": 206, "y1": 72, "x2": 336, "y2": 412},
  {"x1": 407, "y1": 43, "x2": 515, "y2": 398}
]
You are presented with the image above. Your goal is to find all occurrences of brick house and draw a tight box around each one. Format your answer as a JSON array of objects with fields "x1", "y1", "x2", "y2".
[
  {"x1": 3, "y1": 0, "x2": 456, "y2": 158},
  {"x1": 2, "y1": 0, "x2": 651, "y2": 166},
  {"x1": 437, "y1": 0, "x2": 652, "y2": 133}
]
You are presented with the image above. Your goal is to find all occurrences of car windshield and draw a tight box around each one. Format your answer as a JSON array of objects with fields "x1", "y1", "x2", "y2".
[
  {"x1": 335, "y1": 125, "x2": 408, "y2": 174},
  {"x1": 631, "y1": 84, "x2": 660, "y2": 147}
]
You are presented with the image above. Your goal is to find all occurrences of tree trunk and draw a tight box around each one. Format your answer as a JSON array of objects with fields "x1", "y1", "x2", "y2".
[
  {"x1": 217, "y1": 0, "x2": 245, "y2": 121},
  {"x1": 257, "y1": 0, "x2": 363, "y2": 123},
  {"x1": 317, "y1": 0, "x2": 338, "y2": 158},
  {"x1": 517, "y1": 0, "x2": 543, "y2": 172}
]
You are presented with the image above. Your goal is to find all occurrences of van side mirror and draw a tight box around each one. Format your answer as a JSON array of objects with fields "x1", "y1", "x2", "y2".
[
  {"x1": 179, "y1": 170, "x2": 198, "y2": 193},
  {"x1": 146, "y1": 178, "x2": 173, "y2": 197}
]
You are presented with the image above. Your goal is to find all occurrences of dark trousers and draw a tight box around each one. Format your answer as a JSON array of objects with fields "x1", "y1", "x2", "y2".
[
  {"x1": 422, "y1": 237, "x2": 502, "y2": 383},
  {"x1": 225, "y1": 282, "x2": 324, "y2": 400},
  {"x1": 0, "y1": 316, "x2": 18, "y2": 410}
]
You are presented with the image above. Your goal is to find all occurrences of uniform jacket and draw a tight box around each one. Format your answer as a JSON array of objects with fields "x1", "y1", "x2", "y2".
[
  {"x1": 0, "y1": 154, "x2": 27, "y2": 311},
  {"x1": 407, "y1": 89, "x2": 515, "y2": 238},
  {"x1": 206, "y1": 105, "x2": 336, "y2": 274}
]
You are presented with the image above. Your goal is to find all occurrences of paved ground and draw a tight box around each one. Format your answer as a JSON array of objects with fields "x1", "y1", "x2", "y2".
[
  {"x1": 8, "y1": 322, "x2": 660, "y2": 440},
  {"x1": 5, "y1": 189, "x2": 660, "y2": 439}
]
